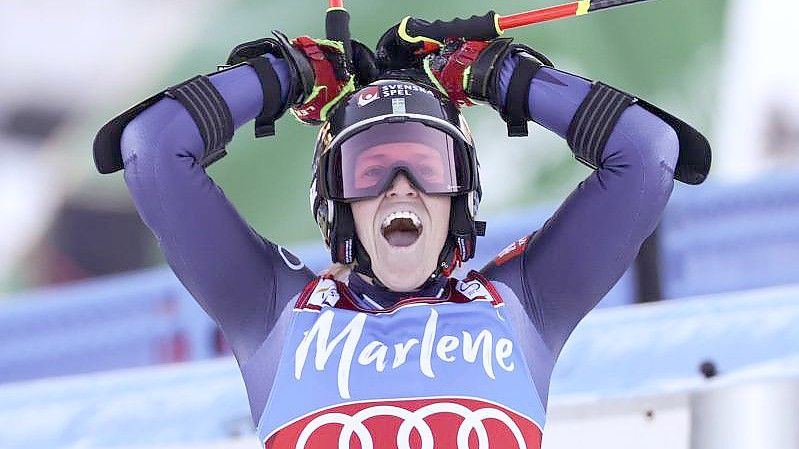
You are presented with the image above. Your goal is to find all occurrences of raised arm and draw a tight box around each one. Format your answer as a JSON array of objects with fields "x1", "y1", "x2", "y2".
[
  {"x1": 482, "y1": 56, "x2": 680, "y2": 355},
  {"x1": 119, "y1": 57, "x2": 315, "y2": 364}
]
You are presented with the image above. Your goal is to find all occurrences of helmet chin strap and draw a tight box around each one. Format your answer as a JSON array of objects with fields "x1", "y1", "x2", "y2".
[{"x1": 351, "y1": 237, "x2": 389, "y2": 288}]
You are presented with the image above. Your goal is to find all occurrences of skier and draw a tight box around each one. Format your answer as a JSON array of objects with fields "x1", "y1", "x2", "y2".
[{"x1": 94, "y1": 18, "x2": 709, "y2": 449}]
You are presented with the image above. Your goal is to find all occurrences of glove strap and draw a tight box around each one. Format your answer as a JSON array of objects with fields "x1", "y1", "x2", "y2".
[
  {"x1": 165, "y1": 75, "x2": 234, "y2": 167},
  {"x1": 245, "y1": 57, "x2": 284, "y2": 138},
  {"x1": 503, "y1": 53, "x2": 542, "y2": 137},
  {"x1": 566, "y1": 81, "x2": 635, "y2": 168}
]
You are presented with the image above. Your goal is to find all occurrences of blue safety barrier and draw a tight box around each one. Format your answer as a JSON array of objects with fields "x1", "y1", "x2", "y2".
[
  {"x1": 551, "y1": 283, "x2": 799, "y2": 398},
  {"x1": 0, "y1": 269, "x2": 215, "y2": 384},
  {"x1": 2, "y1": 283, "x2": 798, "y2": 449},
  {"x1": 662, "y1": 171, "x2": 799, "y2": 298}
]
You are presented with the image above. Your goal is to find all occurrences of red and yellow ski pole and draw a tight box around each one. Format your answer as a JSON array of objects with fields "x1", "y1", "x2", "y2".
[
  {"x1": 498, "y1": 0, "x2": 655, "y2": 31},
  {"x1": 382, "y1": 0, "x2": 658, "y2": 55}
]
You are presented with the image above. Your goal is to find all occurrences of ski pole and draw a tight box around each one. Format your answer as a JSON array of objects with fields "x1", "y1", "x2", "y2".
[
  {"x1": 326, "y1": 0, "x2": 352, "y2": 61},
  {"x1": 498, "y1": 0, "x2": 655, "y2": 31},
  {"x1": 403, "y1": 0, "x2": 658, "y2": 54}
]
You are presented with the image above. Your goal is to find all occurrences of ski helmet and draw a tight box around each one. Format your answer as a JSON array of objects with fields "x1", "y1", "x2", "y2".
[{"x1": 310, "y1": 78, "x2": 485, "y2": 279}]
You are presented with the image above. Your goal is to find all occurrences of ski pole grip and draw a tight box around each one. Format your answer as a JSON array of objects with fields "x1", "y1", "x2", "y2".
[
  {"x1": 413, "y1": 11, "x2": 500, "y2": 41},
  {"x1": 326, "y1": 8, "x2": 353, "y2": 61}
]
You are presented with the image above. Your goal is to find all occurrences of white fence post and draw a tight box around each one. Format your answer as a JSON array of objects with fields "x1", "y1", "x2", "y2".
[{"x1": 690, "y1": 379, "x2": 799, "y2": 449}]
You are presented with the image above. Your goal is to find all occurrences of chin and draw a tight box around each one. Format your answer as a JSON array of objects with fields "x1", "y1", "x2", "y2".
[
  {"x1": 373, "y1": 245, "x2": 437, "y2": 292},
  {"x1": 364, "y1": 212, "x2": 448, "y2": 291}
]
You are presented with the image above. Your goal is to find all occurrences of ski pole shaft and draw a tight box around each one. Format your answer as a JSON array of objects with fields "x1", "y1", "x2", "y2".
[
  {"x1": 498, "y1": 0, "x2": 656, "y2": 31},
  {"x1": 406, "y1": 0, "x2": 657, "y2": 55}
]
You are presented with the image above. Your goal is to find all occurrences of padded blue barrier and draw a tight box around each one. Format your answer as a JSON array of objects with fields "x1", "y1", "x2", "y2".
[
  {"x1": 661, "y1": 171, "x2": 799, "y2": 298},
  {"x1": 1, "y1": 283, "x2": 797, "y2": 449},
  {"x1": 551, "y1": 283, "x2": 799, "y2": 398},
  {"x1": 0, "y1": 269, "x2": 216, "y2": 384}
]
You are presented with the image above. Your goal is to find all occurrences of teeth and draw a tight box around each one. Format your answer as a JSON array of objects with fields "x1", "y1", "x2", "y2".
[{"x1": 381, "y1": 211, "x2": 422, "y2": 230}]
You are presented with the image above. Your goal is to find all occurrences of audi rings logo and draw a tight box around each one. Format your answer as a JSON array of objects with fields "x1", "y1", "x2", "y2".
[{"x1": 264, "y1": 397, "x2": 542, "y2": 449}]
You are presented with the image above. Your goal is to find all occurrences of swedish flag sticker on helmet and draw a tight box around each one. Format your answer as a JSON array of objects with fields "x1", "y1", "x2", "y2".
[{"x1": 391, "y1": 97, "x2": 406, "y2": 114}]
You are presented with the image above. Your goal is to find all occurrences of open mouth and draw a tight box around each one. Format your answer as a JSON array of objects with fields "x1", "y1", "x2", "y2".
[{"x1": 381, "y1": 211, "x2": 423, "y2": 247}]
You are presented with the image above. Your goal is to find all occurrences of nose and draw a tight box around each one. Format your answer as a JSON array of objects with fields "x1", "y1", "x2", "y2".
[{"x1": 385, "y1": 172, "x2": 419, "y2": 198}]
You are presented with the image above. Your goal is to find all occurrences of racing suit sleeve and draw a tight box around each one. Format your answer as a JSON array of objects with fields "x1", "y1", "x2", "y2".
[
  {"x1": 120, "y1": 57, "x2": 315, "y2": 365},
  {"x1": 481, "y1": 57, "x2": 679, "y2": 356}
]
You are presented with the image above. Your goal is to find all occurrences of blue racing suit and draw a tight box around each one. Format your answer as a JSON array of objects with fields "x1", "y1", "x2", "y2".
[{"x1": 120, "y1": 54, "x2": 678, "y2": 448}]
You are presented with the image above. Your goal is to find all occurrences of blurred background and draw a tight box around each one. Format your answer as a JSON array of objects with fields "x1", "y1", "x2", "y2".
[{"x1": 1, "y1": 0, "x2": 798, "y2": 448}]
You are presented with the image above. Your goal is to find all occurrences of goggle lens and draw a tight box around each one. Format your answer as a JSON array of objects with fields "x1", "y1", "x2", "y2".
[{"x1": 330, "y1": 122, "x2": 471, "y2": 200}]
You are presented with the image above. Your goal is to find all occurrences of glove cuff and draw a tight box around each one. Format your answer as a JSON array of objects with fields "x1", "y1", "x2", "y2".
[
  {"x1": 225, "y1": 33, "x2": 313, "y2": 106},
  {"x1": 224, "y1": 32, "x2": 316, "y2": 134},
  {"x1": 484, "y1": 43, "x2": 553, "y2": 137},
  {"x1": 464, "y1": 37, "x2": 513, "y2": 104},
  {"x1": 270, "y1": 31, "x2": 316, "y2": 104}
]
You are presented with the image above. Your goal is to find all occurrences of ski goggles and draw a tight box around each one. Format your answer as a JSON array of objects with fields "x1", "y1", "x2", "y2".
[{"x1": 322, "y1": 121, "x2": 476, "y2": 201}]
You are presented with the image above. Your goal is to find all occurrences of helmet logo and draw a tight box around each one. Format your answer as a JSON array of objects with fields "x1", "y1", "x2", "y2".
[
  {"x1": 357, "y1": 87, "x2": 380, "y2": 107},
  {"x1": 357, "y1": 83, "x2": 437, "y2": 108},
  {"x1": 382, "y1": 83, "x2": 435, "y2": 97}
]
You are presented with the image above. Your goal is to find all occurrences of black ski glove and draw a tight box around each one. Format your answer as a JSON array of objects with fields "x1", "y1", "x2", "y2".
[
  {"x1": 226, "y1": 31, "x2": 378, "y2": 131},
  {"x1": 375, "y1": 15, "x2": 552, "y2": 136},
  {"x1": 375, "y1": 13, "x2": 501, "y2": 72}
]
